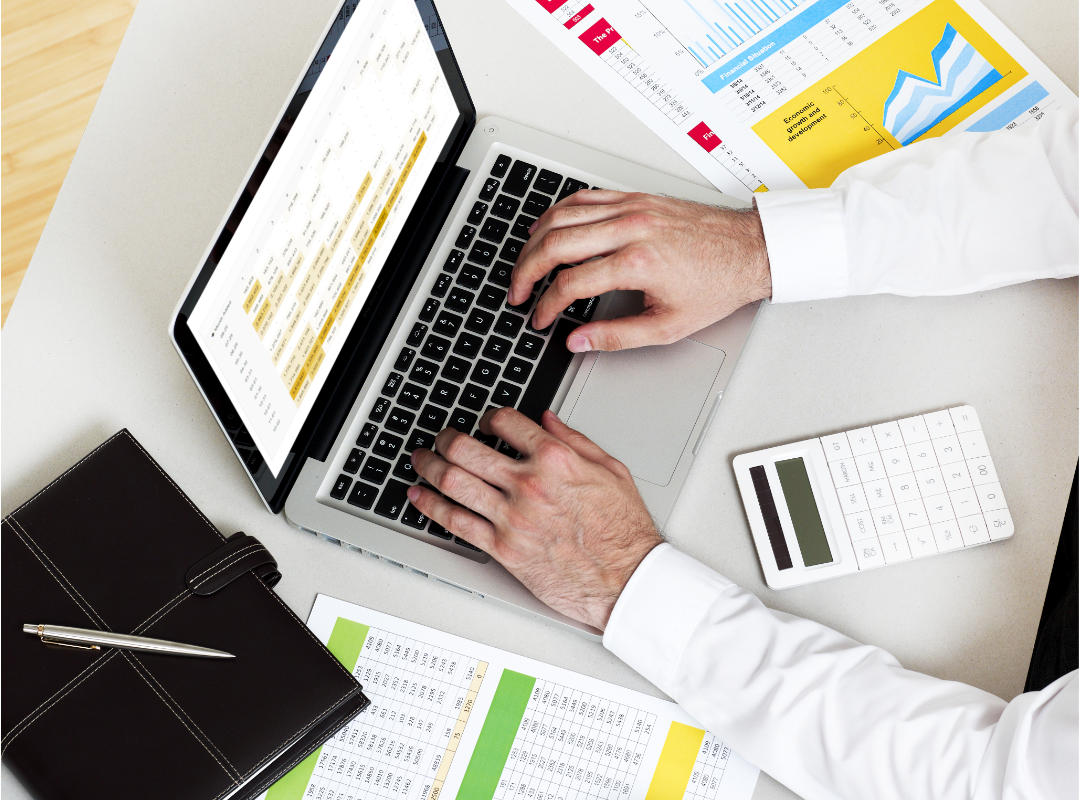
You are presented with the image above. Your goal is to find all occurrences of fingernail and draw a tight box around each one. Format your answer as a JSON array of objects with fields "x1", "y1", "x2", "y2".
[
  {"x1": 567, "y1": 334, "x2": 591, "y2": 353},
  {"x1": 528, "y1": 221, "x2": 538, "y2": 233},
  {"x1": 407, "y1": 486, "x2": 420, "y2": 502}
]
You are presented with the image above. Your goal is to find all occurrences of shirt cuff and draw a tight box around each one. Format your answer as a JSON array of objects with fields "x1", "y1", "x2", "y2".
[
  {"x1": 755, "y1": 188, "x2": 849, "y2": 303},
  {"x1": 603, "y1": 544, "x2": 732, "y2": 696}
]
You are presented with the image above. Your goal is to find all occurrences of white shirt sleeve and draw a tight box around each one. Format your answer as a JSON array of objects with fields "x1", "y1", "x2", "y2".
[
  {"x1": 604, "y1": 544, "x2": 1078, "y2": 800},
  {"x1": 755, "y1": 107, "x2": 1079, "y2": 303}
]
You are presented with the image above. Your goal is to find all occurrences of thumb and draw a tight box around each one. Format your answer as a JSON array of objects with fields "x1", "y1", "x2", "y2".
[{"x1": 566, "y1": 311, "x2": 677, "y2": 353}]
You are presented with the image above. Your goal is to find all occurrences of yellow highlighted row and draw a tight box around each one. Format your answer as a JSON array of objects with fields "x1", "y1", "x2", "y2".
[{"x1": 644, "y1": 722, "x2": 706, "y2": 800}]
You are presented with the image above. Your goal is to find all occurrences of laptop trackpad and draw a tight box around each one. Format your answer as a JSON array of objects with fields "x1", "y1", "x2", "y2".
[{"x1": 564, "y1": 339, "x2": 726, "y2": 487}]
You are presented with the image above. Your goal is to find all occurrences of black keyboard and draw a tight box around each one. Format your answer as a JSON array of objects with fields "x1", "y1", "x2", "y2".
[{"x1": 329, "y1": 155, "x2": 601, "y2": 552}]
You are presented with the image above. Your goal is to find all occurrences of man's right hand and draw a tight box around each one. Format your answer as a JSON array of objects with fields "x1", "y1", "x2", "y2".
[{"x1": 510, "y1": 190, "x2": 772, "y2": 353}]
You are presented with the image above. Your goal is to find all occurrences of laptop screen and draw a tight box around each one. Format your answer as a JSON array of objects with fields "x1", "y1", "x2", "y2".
[{"x1": 186, "y1": 0, "x2": 459, "y2": 476}]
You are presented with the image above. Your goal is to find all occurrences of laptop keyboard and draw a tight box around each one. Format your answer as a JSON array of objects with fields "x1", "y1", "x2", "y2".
[{"x1": 327, "y1": 154, "x2": 602, "y2": 554}]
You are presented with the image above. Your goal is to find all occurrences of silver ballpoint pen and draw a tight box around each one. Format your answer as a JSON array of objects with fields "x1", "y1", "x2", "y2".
[{"x1": 23, "y1": 624, "x2": 234, "y2": 658}]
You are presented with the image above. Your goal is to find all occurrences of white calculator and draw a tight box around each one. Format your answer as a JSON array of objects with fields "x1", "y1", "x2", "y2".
[{"x1": 733, "y1": 406, "x2": 1014, "y2": 589}]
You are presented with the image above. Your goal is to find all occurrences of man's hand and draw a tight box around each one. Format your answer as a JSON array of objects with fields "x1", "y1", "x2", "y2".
[
  {"x1": 408, "y1": 408, "x2": 662, "y2": 631},
  {"x1": 511, "y1": 190, "x2": 771, "y2": 353}
]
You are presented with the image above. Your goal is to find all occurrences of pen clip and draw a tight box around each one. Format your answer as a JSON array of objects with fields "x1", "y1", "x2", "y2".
[{"x1": 34, "y1": 624, "x2": 101, "y2": 651}]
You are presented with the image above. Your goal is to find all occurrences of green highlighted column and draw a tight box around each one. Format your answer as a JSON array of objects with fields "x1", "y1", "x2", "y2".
[{"x1": 456, "y1": 669, "x2": 536, "y2": 800}]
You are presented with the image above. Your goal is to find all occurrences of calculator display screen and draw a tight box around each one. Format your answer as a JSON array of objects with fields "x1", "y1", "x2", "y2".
[{"x1": 775, "y1": 458, "x2": 833, "y2": 567}]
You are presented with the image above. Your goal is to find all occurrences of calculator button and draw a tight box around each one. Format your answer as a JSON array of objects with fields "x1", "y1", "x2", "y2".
[
  {"x1": 932, "y1": 435, "x2": 964, "y2": 465},
  {"x1": 949, "y1": 405, "x2": 982, "y2": 433},
  {"x1": 957, "y1": 429, "x2": 991, "y2": 460},
  {"x1": 897, "y1": 498, "x2": 929, "y2": 530},
  {"x1": 854, "y1": 539, "x2": 886, "y2": 569},
  {"x1": 958, "y1": 514, "x2": 991, "y2": 546},
  {"x1": 854, "y1": 453, "x2": 884, "y2": 483},
  {"x1": 879, "y1": 532, "x2": 912, "y2": 564},
  {"x1": 975, "y1": 481, "x2": 1007, "y2": 512},
  {"x1": 942, "y1": 462, "x2": 973, "y2": 492},
  {"x1": 948, "y1": 487, "x2": 980, "y2": 518},
  {"x1": 880, "y1": 447, "x2": 913, "y2": 477},
  {"x1": 888, "y1": 473, "x2": 921, "y2": 504},
  {"x1": 923, "y1": 410, "x2": 955, "y2": 438},
  {"x1": 924, "y1": 495, "x2": 956, "y2": 524},
  {"x1": 819, "y1": 433, "x2": 852, "y2": 461},
  {"x1": 836, "y1": 484, "x2": 869, "y2": 514},
  {"x1": 829, "y1": 459, "x2": 859, "y2": 489},
  {"x1": 872, "y1": 505, "x2": 902, "y2": 537},
  {"x1": 985, "y1": 508, "x2": 1015, "y2": 541},
  {"x1": 968, "y1": 456, "x2": 998, "y2": 486},
  {"x1": 906, "y1": 443, "x2": 938, "y2": 471},
  {"x1": 846, "y1": 511, "x2": 877, "y2": 542},
  {"x1": 846, "y1": 427, "x2": 878, "y2": 456},
  {"x1": 872, "y1": 421, "x2": 903, "y2": 451},
  {"x1": 914, "y1": 466, "x2": 947, "y2": 497},
  {"x1": 905, "y1": 526, "x2": 938, "y2": 558},
  {"x1": 931, "y1": 520, "x2": 964, "y2": 552},
  {"x1": 897, "y1": 415, "x2": 931, "y2": 444},
  {"x1": 863, "y1": 478, "x2": 894, "y2": 509}
]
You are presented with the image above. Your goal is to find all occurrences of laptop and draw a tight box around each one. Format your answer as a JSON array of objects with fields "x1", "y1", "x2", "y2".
[{"x1": 170, "y1": 0, "x2": 760, "y2": 639}]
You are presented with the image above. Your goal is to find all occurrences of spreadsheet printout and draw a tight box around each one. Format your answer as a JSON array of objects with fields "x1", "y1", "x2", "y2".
[
  {"x1": 257, "y1": 594, "x2": 759, "y2": 800},
  {"x1": 187, "y1": 0, "x2": 458, "y2": 475},
  {"x1": 503, "y1": 0, "x2": 1075, "y2": 198}
]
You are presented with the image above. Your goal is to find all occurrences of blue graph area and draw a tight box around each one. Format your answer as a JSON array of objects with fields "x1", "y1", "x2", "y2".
[
  {"x1": 882, "y1": 24, "x2": 1002, "y2": 145},
  {"x1": 966, "y1": 82, "x2": 1048, "y2": 131},
  {"x1": 680, "y1": 0, "x2": 812, "y2": 67}
]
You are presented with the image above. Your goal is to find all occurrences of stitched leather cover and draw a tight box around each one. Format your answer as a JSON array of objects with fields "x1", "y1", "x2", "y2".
[{"x1": 2, "y1": 430, "x2": 370, "y2": 800}]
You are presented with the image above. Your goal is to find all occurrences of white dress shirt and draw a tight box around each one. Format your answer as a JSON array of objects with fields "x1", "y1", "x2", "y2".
[{"x1": 604, "y1": 108, "x2": 1079, "y2": 800}]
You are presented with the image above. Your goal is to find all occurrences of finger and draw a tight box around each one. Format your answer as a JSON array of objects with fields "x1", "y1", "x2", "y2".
[
  {"x1": 478, "y1": 407, "x2": 550, "y2": 455},
  {"x1": 405, "y1": 484, "x2": 496, "y2": 551},
  {"x1": 531, "y1": 255, "x2": 637, "y2": 330},
  {"x1": 433, "y1": 427, "x2": 518, "y2": 490},
  {"x1": 516, "y1": 193, "x2": 638, "y2": 264},
  {"x1": 540, "y1": 410, "x2": 624, "y2": 471},
  {"x1": 565, "y1": 310, "x2": 681, "y2": 353},
  {"x1": 410, "y1": 447, "x2": 506, "y2": 520}
]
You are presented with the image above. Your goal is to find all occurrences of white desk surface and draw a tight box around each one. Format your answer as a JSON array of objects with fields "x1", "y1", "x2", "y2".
[{"x1": 2, "y1": 0, "x2": 1076, "y2": 797}]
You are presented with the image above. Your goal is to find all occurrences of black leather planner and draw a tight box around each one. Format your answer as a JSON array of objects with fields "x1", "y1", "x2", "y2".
[{"x1": 1, "y1": 430, "x2": 370, "y2": 800}]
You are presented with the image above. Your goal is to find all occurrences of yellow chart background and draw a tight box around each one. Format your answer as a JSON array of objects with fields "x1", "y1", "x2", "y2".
[{"x1": 753, "y1": 0, "x2": 1025, "y2": 187}]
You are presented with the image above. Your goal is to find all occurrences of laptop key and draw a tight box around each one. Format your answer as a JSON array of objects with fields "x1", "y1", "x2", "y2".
[
  {"x1": 455, "y1": 536, "x2": 484, "y2": 552},
  {"x1": 491, "y1": 381, "x2": 521, "y2": 407},
  {"x1": 401, "y1": 503, "x2": 429, "y2": 529},
  {"x1": 433, "y1": 311, "x2": 463, "y2": 337},
  {"x1": 393, "y1": 454, "x2": 417, "y2": 482},
  {"x1": 522, "y1": 192, "x2": 551, "y2": 217},
  {"x1": 460, "y1": 384, "x2": 489, "y2": 411},
  {"x1": 386, "y1": 407, "x2": 416, "y2": 434},
  {"x1": 471, "y1": 360, "x2": 500, "y2": 387},
  {"x1": 457, "y1": 264, "x2": 486, "y2": 290},
  {"x1": 479, "y1": 218, "x2": 509, "y2": 242},
  {"x1": 419, "y1": 298, "x2": 440, "y2": 322},
  {"x1": 515, "y1": 333, "x2": 544, "y2": 359},
  {"x1": 399, "y1": 383, "x2": 426, "y2": 409},
  {"x1": 331, "y1": 474, "x2": 352, "y2": 500},
  {"x1": 373, "y1": 432, "x2": 403, "y2": 460},
  {"x1": 557, "y1": 178, "x2": 590, "y2": 201},
  {"x1": 407, "y1": 322, "x2": 428, "y2": 347},
  {"x1": 344, "y1": 449, "x2": 364, "y2": 474},
  {"x1": 381, "y1": 372, "x2": 404, "y2": 397},
  {"x1": 375, "y1": 480, "x2": 410, "y2": 520},
  {"x1": 491, "y1": 154, "x2": 512, "y2": 178},
  {"x1": 494, "y1": 312, "x2": 524, "y2": 338},
  {"x1": 418, "y1": 404, "x2": 449, "y2": 432},
  {"x1": 499, "y1": 238, "x2": 525, "y2": 263},
  {"x1": 483, "y1": 336, "x2": 512, "y2": 363},
  {"x1": 512, "y1": 215, "x2": 536, "y2": 239},
  {"x1": 488, "y1": 262, "x2": 513, "y2": 287},
  {"x1": 432, "y1": 273, "x2": 453, "y2": 298},
  {"x1": 409, "y1": 359, "x2": 438, "y2": 385},
  {"x1": 441, "y1": 356, "x2": 470, "y2": 383},
  {"x1": 361, "y1": 456, "x2": 391, "y2": 485},
  {"x1": 479, "y1": 177, "x2": 500, "y2": 201},
  {"x1": 421, "y1": 335, "x2": 450, "y2": 362},
  {"x1": 465, "y1": 308, "x2": 495, "y2": 335},
  {"x1": 405, "y1": 429, "x2": 435, "y2": 453},
  {"x1": 504, "y1": 161, "x2": 537, "y2": 196},
  {"x1": 428, "y1": 522, "x2": 453, "y2": 539},
  {"x1": 370, "y1": 397, "x2": 390, "y2": 422},
  {"x1": 563, "y1": 296, "x2": 599, "y2": 322},
  {"x1": 491, "y1": 195, "x2": 520, "y2": 220},
  {"x1": 455, "y1": 226, "x2": 476, "y2": 249},
  {"x1": 444, "y1": 249, "x2": 465, "y2": 273},
  {"x1": 517, "y1": 318, "x2": 577, "y2": 424},
  {"x1": 357, "y1": 422, "x2": 378, "y2": 448},
  {"x1": 445, "y1": 287, "x2": 473, "y2": 314},
  {"x1": 347, "y1": 481, "x2": 378, "y2": 510},
  {"x1": 431, "y1": 380, "x2": 460, "y2": 408},
  {"x1": 453, "y1": 332, "x2": 483, "y2": 359},
  {"x1": 468, "y1": 201, "x2": 488, "y2": 225},
  {"x1": 475, "y1": 431, "x2": 499, "y2": 448},
  {"x1": 448, "y1": 408, "x2": 477, "y2": 434},
  {"x1": 526, "y1": 316, "x2": 553, "y2": 335},
  {"x1": 477, "y1": 285, "x2": 506, "y2": 310},
  {"x1": 534, "y1": 169, "x2": 562, "y2": 195},
  {"x1": 394, "y1": 347, "x2": 415, "y2": 371},
  {"x1": 468, "y1": 240, "x2": 497, "y2": 267}
]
